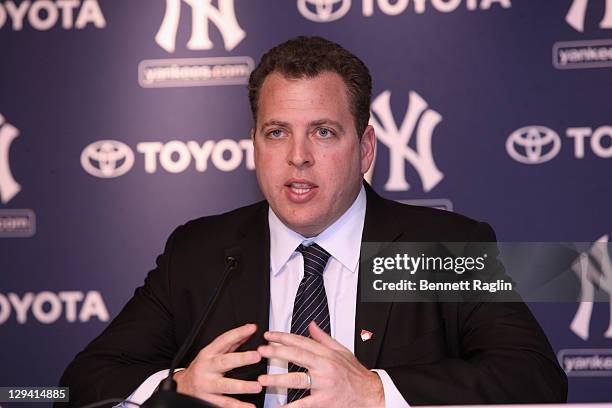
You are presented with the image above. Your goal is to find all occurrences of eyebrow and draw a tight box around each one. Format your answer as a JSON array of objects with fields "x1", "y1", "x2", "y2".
[
  {"x1": 259, "y1": 119, "x2": 345, "y2": 134},
  {"x1": 260, "y1": 120, "x2": 290, "y2": 131},
  {"x1": 309, "y1": 119, "x2": 345, "y2": 134}
]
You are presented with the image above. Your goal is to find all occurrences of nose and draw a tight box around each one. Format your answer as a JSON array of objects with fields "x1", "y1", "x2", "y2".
[{"x1": 287, "y1": 135, "x2": 314, "y2": 169}]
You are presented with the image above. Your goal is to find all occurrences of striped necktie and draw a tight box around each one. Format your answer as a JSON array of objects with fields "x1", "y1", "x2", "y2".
[{"x1": 287, "y1": 242, "x2": 332, "y2": 402}]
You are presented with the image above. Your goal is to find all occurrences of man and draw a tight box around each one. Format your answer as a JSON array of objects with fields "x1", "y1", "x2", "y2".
[{"x1": 59, "y1": 37, "x2": 567, "y2": 407}]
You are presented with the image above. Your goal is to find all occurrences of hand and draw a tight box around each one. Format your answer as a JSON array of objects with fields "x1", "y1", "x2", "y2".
[
  {"x1": 174, "y1": 323, "x2": 263, "y2": 408},
  {"x1": 257, "y1": 321, "x2": 384, "y2": 408}
]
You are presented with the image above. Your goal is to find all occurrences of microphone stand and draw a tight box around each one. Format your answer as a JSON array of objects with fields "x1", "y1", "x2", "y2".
[{"x1": 142, "y1": 256, "x2": 239, "y2": 408}]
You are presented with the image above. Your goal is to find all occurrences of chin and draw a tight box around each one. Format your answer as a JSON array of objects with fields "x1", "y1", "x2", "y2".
[
  {"x1": 283, "y1": 217, "x2": 323, "y2": 236},
  {"x1": 285, "y1": 218, "x2": 315, "y2": 232}
]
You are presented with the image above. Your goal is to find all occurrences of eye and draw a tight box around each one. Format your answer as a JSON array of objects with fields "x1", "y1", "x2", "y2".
[
  {"x1": 316, "y1": 127, "x2": 334, "y2": 138},
  {"x1": 268, "y1": 129, "x2": 284, "y2": 138}
]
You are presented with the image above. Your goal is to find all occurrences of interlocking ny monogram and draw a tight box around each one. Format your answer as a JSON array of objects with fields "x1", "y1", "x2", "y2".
[
  {"x1": 566, "y1": 0, "x2": 612, "y2": 32},
  {"x1": 156, "y1": 0, "x2": 246, "y2": 53},
  {"x1": 370, "y1": 90, "x2": 443, "y2": 192},
  {"x1": 570, "y1": 235, "x2": 612, "y2": 340},
  {"x1": 0, "y1": 114, "x2": 21, "y2": 204}
]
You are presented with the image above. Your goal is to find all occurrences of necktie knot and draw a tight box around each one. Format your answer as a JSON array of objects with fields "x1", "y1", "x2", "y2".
[{"x1": 297, "y1": 243, "x2": 331, "y2": 276}]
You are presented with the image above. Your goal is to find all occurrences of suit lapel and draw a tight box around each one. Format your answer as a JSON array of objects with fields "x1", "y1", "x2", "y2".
[
  {"x1": 221, "y1": 203, "x2": 270, "y2": 405},
  {"x1": 354, "y1": 183, "x2": 403, "y2": 368},
  {"x1": 226, "y1": 202, "x2": 271, "y2": 351}
]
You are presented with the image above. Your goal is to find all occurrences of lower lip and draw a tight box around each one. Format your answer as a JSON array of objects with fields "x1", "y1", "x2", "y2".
[{"x1": 284, "y1": 185, "x2": 318, "y2": 203}]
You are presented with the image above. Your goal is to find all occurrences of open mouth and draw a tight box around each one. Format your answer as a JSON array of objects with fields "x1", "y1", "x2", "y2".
[
  {"x1": 287, "y1": 182, "x2": 314, "y2": 194},
  {"x1": 284, "y1": 181, "x2": 318, "y2": 201}
]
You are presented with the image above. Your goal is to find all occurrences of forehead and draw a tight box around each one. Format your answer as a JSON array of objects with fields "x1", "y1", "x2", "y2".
[{"x1": 257, "y1": 71, "x2": 352, "y2": 122}]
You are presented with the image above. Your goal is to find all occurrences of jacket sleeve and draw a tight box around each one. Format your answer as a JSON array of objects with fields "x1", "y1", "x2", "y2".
[
  {"x1": 385, "y1": 222, "x2": 568, "y2": 405},
  {"x1": 57, "y1": 226, "x2": 184, "y2": 408}
]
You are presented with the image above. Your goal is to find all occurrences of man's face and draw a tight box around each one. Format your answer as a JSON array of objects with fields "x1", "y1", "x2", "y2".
[{"x1": 253, "y1": 71, "x2": 375, "y2": 237}]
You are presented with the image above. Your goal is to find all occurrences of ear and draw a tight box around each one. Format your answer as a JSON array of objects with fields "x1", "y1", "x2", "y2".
[
  {"x1": 250, "y1": 128, "x2": 255, "y2": 140},
  {"x1": 360, "y1": 125, "x2": 376, "y2": 175}
]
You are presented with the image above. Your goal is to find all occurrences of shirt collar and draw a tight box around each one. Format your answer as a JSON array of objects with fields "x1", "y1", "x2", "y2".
[{"x1": 268, "y1": 185, "x2": 367, "y2": 276}]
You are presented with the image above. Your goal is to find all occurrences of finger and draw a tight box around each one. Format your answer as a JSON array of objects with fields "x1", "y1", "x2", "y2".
[
  {"x1": 227, "y1": 332, "x2": 252, "y2": 353},
  {"x1": 263, "y1": 330, "x2": 330, "y2": 356},
  {"x1": 204, "y1": 323, "x2": 257, "y2": 355},
  {"x1": 201, "y1": 392, "x2": 257, "y2": 408},
  {"x1": 209, "y1": 350, "x2": 262, "y2": 373},
  {"x1": 258, "y1": 372, "x2": 310, "y2": 390},
  {"x1": 208, "y1": 377, "x2": 262, "y2": 395},
  {"x1": 227, "y1": 324, "x2": 260, "y2": 354},
  {"x1": 257, "y1": 344, "x2": 318, "y2": 369},
  {"x1": 308, "y1": 321, "x2": 344, "y2": 351},
  {"x1": 281, "y1": 395, "x2": 316, "y2": 408}
]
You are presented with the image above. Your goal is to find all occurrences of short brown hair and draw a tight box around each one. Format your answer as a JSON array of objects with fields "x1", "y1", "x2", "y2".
[{"x1": 248, "y1": 36, "x2": 372, "y2": 137}]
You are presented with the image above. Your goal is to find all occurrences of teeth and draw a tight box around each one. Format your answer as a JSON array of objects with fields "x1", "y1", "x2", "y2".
[{"x1": 288, "y1": 182, "x2": 314, "y2": 194}]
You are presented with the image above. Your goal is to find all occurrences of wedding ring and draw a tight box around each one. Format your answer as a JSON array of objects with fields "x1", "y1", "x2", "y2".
[{"x1": 305, "y1": 371, "x2": 312, "y2": 389}]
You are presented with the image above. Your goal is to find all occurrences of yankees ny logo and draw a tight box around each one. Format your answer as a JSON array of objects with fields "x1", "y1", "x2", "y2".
[
  {"x1": 156, "y1": 0, "x2": 246, "y2": 53},
  {"x1": 570, "y1": 235, "x2": 612, "y2": 341},
  {"x1": 370, "y1": 90, "x2": 443, "y2": 192},
  {"x1": 0, "y1": 114, "x2": 21, "y2": 204},
  {"x1": 566, "y1": 0, "x2": 612, "y2": 32}
]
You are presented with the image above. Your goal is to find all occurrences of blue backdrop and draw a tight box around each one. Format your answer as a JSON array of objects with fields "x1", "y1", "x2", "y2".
[{"x1": 1, "y1": 0, "x2": 610, "y2": 403}]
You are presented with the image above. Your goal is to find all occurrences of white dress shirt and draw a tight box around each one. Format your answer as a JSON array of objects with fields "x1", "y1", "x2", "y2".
[{"x1": 121, "y1": 186, "x2": 409, "y2": 407}]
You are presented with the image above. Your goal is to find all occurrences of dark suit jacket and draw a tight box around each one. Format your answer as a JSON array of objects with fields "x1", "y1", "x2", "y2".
[{"x1": 59, "y1": 183, "x2": 567, "y2": 407}]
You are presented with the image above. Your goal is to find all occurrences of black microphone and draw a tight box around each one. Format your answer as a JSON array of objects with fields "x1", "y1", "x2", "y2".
[{"x1": 142, "y1": 255, "x2": 239, "y2": 408}]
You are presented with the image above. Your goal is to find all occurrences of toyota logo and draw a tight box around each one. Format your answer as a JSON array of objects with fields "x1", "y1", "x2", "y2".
[
  {"x1": 506, "y1": 126, "x2": 562, "y2": 165},
  {"x1": 297, "y1": 0, "x2": 351, "y2": 22},
  {"x1": 81, "y1": 140, "x2": 135, "y2": 178}
]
